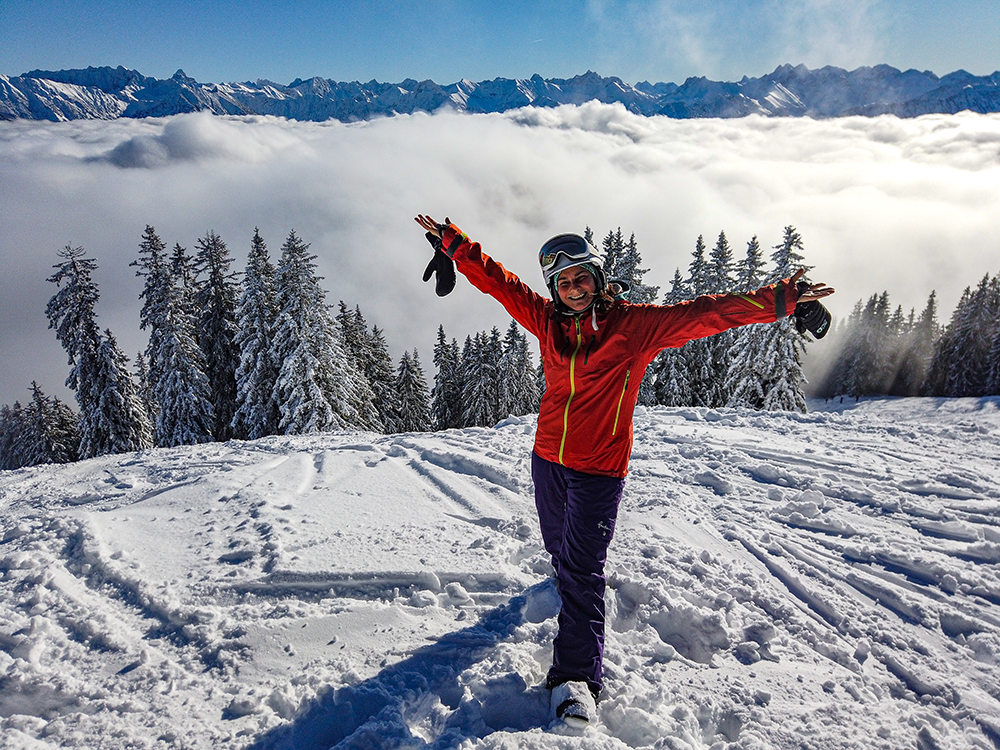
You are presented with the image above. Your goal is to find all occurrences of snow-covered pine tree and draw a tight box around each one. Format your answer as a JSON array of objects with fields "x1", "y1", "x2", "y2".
[
  {"x1": 335, "y1": 302, "x2": 381, "y2": 432},
  {"x1": 194, "y1": 231, "x2": 240, "y2": 441},
  {"x1": 0, "y1": 402, "x2": 28, "y2": 470},
  {"x1": 170, "y1": 243, "x2": 197, "y2": 307},
  {"x1": 232, "y1": 228, "x2": 279, "y2": 440},
  {"x1": 90, "y1": 330, "x2": 154, "y2": 455},
  {"x1": 704, "y1": 231, "x2": 736, "y2": 407},
  {"x1": 601, "y1": 228, "x2": 660, "y2": 304},
  {"x1": 649, "y1": 268, "x2": 692, "y2": 406},
  {"x1": 756, "y1": 226, "x2": 810, "y2": 411},
  {"x1": 47, "y1": 245, "x2": 103, "y2": 457},
  {"x1": 21, "y1": 382, "x2": 79, "y2": 466},
  {"x1": 834, "y1": 293, "x2": 892, "y2": 398},
  {"x1": 134, "y1": 351, "x2": 156, "y2": 424},
  {"x1": 654, "y1": 348, "x2": 694, "y2": 406},
  {"x1": 131, "y1": 225, "x2": 170, "y2": 418},
  {"x1": 987, "y1": 287, "x2": 1000, "y2": 396},
  {"x1": 682, "y1": 235, "x2": 715, "y2": 407},
  {"x1": 499, "y1": 319, "x2": 539, "y2": 417},
  {"x1": 47, "y1": 245, "x2": 153, "y2": 457},
  {"x1": 736, "y1": 236, "x2": 765, "y2": 292},
  {"x1": 272, "y1": 230, "x2": 356, "y2": 434},
  {"x1": 462, "y1": 332, "x2": 496, "y2": 428},
  {"x1": 930, "y1": 274, "x2": 1000, "y2": 397},
  {"x1": 395, "y1": 350, "x2": 431, "y2": 433},
  {"x1": 364, "y1": 323, "x2": 400, "y2": 433},
  {"x1": 486, "y1": 327, "x2": 504, "y2": 422},
  {"x1": 724, "y1": 237, "x2": 769, "y2": 409},
  {"x1": 133, "y1": 228, "x2": 214, "y2": 447},
  {"x1": 823, "y1": 299, "x2": 865, "y2": 398},
  {"x1": 431, "y1": 325, "x2": 463, "y2": 431}
]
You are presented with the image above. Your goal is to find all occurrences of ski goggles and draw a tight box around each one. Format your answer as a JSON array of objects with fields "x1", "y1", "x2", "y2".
[{"x1": 538, "y1": 234, "x2": 592, "y2": 274}]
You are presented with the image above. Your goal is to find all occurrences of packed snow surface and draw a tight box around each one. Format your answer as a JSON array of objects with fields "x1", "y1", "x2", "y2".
[{"x1": 2, "y1": 397, "x2": 1000, "y2": 749}]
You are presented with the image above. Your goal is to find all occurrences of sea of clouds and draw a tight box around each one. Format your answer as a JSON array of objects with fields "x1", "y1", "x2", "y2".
[{"x1": 1, "y1": 105, "x2": 999, "y2": 406}]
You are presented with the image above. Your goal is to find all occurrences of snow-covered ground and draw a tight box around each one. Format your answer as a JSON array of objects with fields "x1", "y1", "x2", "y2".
[{"x1": 2, "y1": 397, "x2": 1000, "y2": 749}]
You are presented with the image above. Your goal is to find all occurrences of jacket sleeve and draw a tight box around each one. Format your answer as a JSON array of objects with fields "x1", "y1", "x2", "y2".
[
  {"x1": 630, "y1": 281, "x2": 798, "y2": 355},
  {"x1": 439, "y1": 224, "x2": 550, "y2": 340}
]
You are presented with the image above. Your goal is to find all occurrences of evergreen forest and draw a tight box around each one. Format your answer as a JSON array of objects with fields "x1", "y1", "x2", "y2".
[{"x1": 2, "y1": 224, "x2": 998, "y2": 471}]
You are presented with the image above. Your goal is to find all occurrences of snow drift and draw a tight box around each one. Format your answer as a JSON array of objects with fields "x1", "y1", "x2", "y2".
[{"x1": 2, "y1": 397, "x2": 1000, "y2": 748}]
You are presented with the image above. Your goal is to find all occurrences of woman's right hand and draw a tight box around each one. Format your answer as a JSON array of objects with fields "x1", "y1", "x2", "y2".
[{"x1": 415, "y1": 214, "x2": 449, "y2": 238}]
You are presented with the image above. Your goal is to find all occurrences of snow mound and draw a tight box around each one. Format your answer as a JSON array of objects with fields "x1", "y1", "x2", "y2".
[{"x1": 2, "y1": 398, "x2": 1000, "y2": 748}]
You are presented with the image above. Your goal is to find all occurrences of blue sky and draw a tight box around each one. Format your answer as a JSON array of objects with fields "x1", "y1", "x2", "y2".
[{"x1": 1, "y1": 0, "x2": 998, "y2": 85}]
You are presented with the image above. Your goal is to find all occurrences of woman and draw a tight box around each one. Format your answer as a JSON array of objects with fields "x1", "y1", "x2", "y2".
[{"x1": 414, "y1": 215, "x2": 833, "y2": 728}]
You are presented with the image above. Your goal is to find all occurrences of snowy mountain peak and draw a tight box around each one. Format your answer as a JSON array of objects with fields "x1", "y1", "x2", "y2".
[{"x1": 3, "y1": 64, "x2": 1000, "y2": 123}]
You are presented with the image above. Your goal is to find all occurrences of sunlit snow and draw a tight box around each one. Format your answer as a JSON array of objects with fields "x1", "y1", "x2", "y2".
[{"x1": 2, "y1": 397, "x2": 1000, "y2": 748}]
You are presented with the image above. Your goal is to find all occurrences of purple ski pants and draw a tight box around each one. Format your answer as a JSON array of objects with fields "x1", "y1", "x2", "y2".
[{"x1": 532, "y1": 451, "x2": 625, "y2": 697}]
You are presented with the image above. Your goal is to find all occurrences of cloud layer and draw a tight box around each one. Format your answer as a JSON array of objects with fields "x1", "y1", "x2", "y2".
[{"x1": 2, "y1": 107, "x2": 999, "y2": 406}]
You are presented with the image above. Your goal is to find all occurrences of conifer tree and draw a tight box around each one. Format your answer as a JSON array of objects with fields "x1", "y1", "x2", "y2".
[
  {"x1": 395, "y1": 350, "x2": 431, "y2": 432},
  {"x1": 462, "y1": 332, "x2": 497, "y2": 427},
  {"x1": 21, "y1": 382, "x2": 79, "y2": 466},
  {"x1": 704, "y1": 231, "x2": 736, "y2": 406},
  {"x1": 335, "y1": 302, "x2": 381, "y2": 432},
  {"x1": 431, "y1": 325, "x2": 463, "y2": 430},
  {"x1": 927, "y1": 274, "x2": 1000, "y2": 397},
  {"x1": 756, "y1": 227, "x2": 809, "y2": 411},
  {"x1": 654, "y1": 349, "x2": 694, "y2": 406},
  {"x1": 194, "y1": 230, "x2": 240, "y2": 441},
  {"x1": 135, "y1": 351, "x2": 156, "y2": 424},
  {"x1": 91, "y1": 330, "x2": 155, "y2": 454},
  {"x1": 272, "y1": 230, "x2": 356, "y2": 434},
  {"x1": 47, "y1": 245, "x2": 153, "y2": 457},
  {"x1": 736, "y1": 236, "x2": 766, "y2": 292},
  {"x1": 131, "y1": 225, "x2": 171, "y2": 416},
  {"x1": 0, "y1": 386, "x2": 79, "y2": 469},
  {"x1": 0, "y1": 402, "x2": 28, "y2": 470},
  {"x1": 535, "y1": 358, "x2": 546, "y2": 401},
  {"x1": 232, "y1": 228, "x2": 279, "y2": 440},
  {"x1": 601, "y1": 228, "x2": 660, "y2": 303},
  {"x1": 133, "y1": 228, "x2": 214, "y2": 447},
  {"x1": 649, "y1": 268, "x2": 693, "y2": 406},
  {"x1": 725, "y1": 237, "x2": 769, "y2": 409},
  {"x1": 892, "y1": 291, "x2": 940, "y2": 396},
  {"x1": 682, "y1": 235, "x2": 714, "y2": 407},
  {"x1": 499, "y1": 319, "x2": 539, "y2": 417},
  {"x1": 365, "y1": 324, "x2": 400, "y2": 433}
]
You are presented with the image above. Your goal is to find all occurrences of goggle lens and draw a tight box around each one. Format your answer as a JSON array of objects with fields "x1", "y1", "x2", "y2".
[{"x1": 539, "y1": 244, "x2": 592, "y2": 272}]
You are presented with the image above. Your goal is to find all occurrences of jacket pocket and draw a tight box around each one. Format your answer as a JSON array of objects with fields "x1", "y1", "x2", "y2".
[{"x1": 612, "y1": 370, "x2": 630, "y2": 437}]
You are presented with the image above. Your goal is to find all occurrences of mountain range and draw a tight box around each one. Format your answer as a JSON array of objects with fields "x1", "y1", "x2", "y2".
[{"x1": 2, "y1": 64, "x2": 999, "y2": 123}]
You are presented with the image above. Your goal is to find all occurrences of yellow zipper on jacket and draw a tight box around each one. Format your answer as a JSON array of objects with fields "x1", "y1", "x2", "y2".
[
  {"x1": 558, "y1": 317, "x2": 584, "y2": 464},
  {"x1": 612, "y1": 369, "x2": 630, "y2": 436}
]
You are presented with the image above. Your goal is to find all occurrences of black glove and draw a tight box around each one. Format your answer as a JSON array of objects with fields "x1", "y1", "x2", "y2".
[
  {"x1": 422, "y1": 232, "x2": 456, "y2": 297},
  {"x1": 794, "y1": 281, "x2": 832, "y2": 339}
]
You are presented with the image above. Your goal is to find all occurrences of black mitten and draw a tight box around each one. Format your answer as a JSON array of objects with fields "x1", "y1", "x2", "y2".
[
  {"x1": 422, "y1": 232, "x2": 456, "y2": 296},
  {"x1": 794, "y1": 281, "x2": 832, "y2": 338}
]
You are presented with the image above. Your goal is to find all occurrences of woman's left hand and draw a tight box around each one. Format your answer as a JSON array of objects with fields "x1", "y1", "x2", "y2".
[{"x1": 790, "y1": 268, "x2": 835, "y2": 302}]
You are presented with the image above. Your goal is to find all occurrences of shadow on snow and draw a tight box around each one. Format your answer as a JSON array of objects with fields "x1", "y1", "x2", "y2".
[{"x1": 245, "y1": 582, "x2": 554, "y2": 750}]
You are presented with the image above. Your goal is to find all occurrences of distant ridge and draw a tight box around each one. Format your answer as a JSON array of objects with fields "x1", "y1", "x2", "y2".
[{"x1": 2, "y1": 64, "x2": 999, "y2": 122}]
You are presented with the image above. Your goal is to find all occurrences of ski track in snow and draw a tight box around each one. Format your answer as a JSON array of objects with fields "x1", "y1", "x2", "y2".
[{"x1": 1, "y1": 398, "x2": 1000, "y2": 749}]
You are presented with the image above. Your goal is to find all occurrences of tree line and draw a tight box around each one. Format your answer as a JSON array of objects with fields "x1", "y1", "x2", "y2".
[
  {"x1": 818, "y1": 271, "x2": 1000, "y2": 400},
  {"x1": 5, "y1": 223, "x2": 993, "y2": 471},
  {"x1": 0, "y1": 226, "x2": 541, "y2": 470}
]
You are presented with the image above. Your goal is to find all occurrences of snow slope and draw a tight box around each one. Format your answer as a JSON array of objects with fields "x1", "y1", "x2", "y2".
[{"x1": 2, "y1": 398, "x2": 1000, "y2": 748}]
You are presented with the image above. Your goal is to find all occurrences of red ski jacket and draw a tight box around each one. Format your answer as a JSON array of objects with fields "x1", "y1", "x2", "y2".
[{"x1": 440, "y1": 225, "x2": 798, "y2": 479}]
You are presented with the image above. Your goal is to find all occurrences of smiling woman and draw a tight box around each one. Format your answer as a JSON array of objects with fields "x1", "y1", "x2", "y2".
[
  {"x1": 414, "y1": 210, "x2": 833, "y2": 726},
  {"x1": 1, "y1": 106, "x2": 999, "y2": 409}
]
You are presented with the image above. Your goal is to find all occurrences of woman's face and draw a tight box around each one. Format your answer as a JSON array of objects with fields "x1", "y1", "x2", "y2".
[{"x1": 556, "y1": 267, "x2": 597, "y2": 312}]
